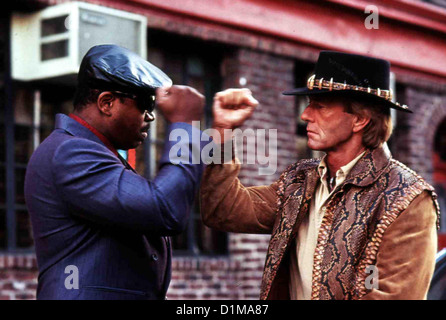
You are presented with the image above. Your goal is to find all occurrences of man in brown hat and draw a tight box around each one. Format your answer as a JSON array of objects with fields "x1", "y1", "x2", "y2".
[{"x1": 200, "y1": 51, "x2": 440, "y2": 300}]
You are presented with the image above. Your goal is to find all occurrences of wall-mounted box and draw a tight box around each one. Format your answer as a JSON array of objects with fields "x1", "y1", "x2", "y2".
[{"x1": 11, "y1": 1, "x2": 147, "y2": 84}]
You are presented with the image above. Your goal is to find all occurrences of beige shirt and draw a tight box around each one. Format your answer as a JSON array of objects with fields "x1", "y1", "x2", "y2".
[{"x1": 289, "y1": 151, "x2": 366, "y2": 300}]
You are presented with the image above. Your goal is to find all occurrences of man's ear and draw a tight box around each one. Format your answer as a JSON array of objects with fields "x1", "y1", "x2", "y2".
[
  {"x1": 97, "y1": 92, "x2": 115, "y2": 116},
  {"x1": 352, "y1": 113, "x2": 371, "y2": 133}
]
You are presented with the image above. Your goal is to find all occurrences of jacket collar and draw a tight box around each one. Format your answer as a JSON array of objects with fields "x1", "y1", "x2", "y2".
[
  {"x1": 55, "y1": 113, "x2": 112, "y2": 152},
  {"x1": 343, "y1": 143, "x2": 392, "y2": 187},
  {"x1": 55, "y1": 113, "x2": 137, "y2": 172},
  {"x1": 307, "y1": 144, "x2": 392, "y2": 188},
  {"x1": 317, "y1": 150, "x2": 366, "y2": 184},
  {"x1": 69, "y1": 114, "x2": 119, "y2": 157}
]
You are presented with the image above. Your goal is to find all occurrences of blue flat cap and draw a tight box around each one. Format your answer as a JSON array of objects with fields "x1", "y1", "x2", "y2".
[{"x1": 77, "y1": 44, "x2": 172, "y2": 95}]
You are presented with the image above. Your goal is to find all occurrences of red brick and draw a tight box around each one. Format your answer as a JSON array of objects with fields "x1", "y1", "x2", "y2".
[{"x1": 1, "y1": 282, "x2": 14, "y2": 290}]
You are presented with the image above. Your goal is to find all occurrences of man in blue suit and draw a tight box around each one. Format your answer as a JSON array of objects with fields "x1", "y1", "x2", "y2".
[{"x1": 24, "y1": 45, "x2": 209, "y2": 299}]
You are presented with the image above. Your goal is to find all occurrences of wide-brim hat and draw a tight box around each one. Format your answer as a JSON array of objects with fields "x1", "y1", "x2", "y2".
[{"x1": 283, "y1": 51, "x2": 411, "y2": 113}]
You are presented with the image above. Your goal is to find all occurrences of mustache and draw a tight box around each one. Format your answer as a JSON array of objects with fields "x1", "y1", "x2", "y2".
[
  {"x1": 141, "y1": 124, "x2": 151, "y2": 132},
  {"x1": 306, "y1": 126, "x2": 317, "y2": 133}
]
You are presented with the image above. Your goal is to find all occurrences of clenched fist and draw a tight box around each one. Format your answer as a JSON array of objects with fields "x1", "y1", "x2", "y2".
[
  {"x1": 156, "y1": 85, "x2": 205, "y2": 124},
  {"x1": 212, "y1": 88, "x2": 259, "y2": 130},
  {"x1": 211, "y1": 88, "x2": 259, "y2": 144}
]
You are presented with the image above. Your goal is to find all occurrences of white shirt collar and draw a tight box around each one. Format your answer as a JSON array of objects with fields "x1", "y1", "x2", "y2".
[{"x1": 317, "y1": 150, "x2": 366, "y2": 183}]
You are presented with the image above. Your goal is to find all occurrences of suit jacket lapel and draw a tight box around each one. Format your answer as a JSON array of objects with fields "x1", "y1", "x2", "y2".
[
  {"x1": 117, "y1": 153, "x2": 137, "y2": 174},
  {"x1": 261, "y1": 160, "x2": 320, "y2": 299},
  {"x1": 343, "y1": 144, "x2": 391, "y2": 187},
  {"x1": 290, "y1": 166, "x2": 319, "y2": 238}
]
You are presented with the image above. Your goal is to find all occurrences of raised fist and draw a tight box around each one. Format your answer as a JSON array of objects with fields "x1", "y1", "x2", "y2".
[
  {"x1": 212, "y1": 88, "x2": 259, "y2": 130},
  {"x1": 156, "y1": 85, "x2": 205, "y2": 124}
]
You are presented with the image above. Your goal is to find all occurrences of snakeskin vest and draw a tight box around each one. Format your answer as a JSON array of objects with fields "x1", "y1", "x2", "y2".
[{"x1": 260, "y1": 145, "x2": 440, "y2": 300}]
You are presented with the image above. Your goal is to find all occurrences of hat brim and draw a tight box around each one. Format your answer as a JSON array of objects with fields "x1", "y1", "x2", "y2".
[{"x1": 282, "y1": 87, "x2": 412, "y2": 113}]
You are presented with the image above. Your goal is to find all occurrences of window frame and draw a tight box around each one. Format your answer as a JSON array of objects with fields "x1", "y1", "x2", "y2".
[{"x1": 144, "y1": 35, "x2": 228, "y2": 257}]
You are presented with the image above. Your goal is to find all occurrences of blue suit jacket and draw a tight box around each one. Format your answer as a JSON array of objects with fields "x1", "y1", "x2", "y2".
[{"x1": 24, "y1": 114, "x2": 208, "y2": 300}]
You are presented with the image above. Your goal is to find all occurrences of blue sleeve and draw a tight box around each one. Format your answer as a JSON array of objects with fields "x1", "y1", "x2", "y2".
[{"x1": 52, "y1": 122, "x2": 211, "y2": 236}]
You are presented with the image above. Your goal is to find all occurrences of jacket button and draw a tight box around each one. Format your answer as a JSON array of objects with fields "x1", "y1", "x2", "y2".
[{"x1": 151, "y1": 254, "x2": 158, "y2": 261}]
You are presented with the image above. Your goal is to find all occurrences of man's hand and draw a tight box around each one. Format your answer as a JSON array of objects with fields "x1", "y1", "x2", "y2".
[
  {"x1": 156, "y1": 85, "x2": 205, "y2": 124},
  {"x1": 211, "y1": 88, "x2": 259, "y2": 143}
]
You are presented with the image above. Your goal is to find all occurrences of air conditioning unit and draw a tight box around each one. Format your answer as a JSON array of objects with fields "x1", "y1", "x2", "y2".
[{"x1": 11, "y1": 1, "x2": 147, "y2": 84}]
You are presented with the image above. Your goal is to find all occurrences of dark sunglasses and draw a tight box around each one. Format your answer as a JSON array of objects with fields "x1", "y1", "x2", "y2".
[{"x1": 111, "y1": 91, "x2": 156, "y2": 113}]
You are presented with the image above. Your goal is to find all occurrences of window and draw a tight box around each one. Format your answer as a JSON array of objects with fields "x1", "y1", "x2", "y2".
[
  {"x1": 0, "y1": 14, "x2": 8, "y2": 250},
  {"x1": 0, "y1": 115, "x2": 5, "y2": 249},
  {"x1": 0, "y1": 82, "x2": 75, "y2": 252},
  {"x1": 1, "y1": 85, "x2": 37, "y2": 251},
  {"x1": 145, "y1": 32, "x2": 227, "y2": 255}
]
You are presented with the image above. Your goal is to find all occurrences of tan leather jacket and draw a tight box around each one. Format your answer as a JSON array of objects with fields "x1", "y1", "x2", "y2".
[{"x1": 200, "y1": 145, "x2": 440, "y2": 300}]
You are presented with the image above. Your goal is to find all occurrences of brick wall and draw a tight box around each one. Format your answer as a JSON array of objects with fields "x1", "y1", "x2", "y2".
[
  {"x1": 0, "y1": 254, "x2": 38, "y2": 300},
  {"x1": 221, "y1": 48, "x2": 297, "y2": 185},
  {"x1": 219, "y1": 48, "x2": 296, "y2": 299},
  {"x1": 167, "y1": 257, "x2": 241, "y2": 300},
  {"x1": 393, "y1": 86, "x2": 446, "y2": 183},
  {"x1": 391, "y1": 86, "x2": 446, "y2": 233},
  {"x1": 169, "y1": 48, "x2": 296, "y2": 300},
  {"x1": 231, "y1": 48, "x2": 296, "y2": 299}
]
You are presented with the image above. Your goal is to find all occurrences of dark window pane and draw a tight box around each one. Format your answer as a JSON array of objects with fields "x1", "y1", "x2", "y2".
[
  {"x1": 41, "y1": 100, "x2": 55, "y2": 128},
  {"x1": 40, "y1": 126, "x2": 53, "y2": 143},
  {"x1": 0, "y1": 123, "x2": 4, "y2": 162},
  {"x1": 0, "y1": 91, "x2": 4, "y2": 123},
  {"x1": 187, "y1": 56, "x2": 204, "y2": 77},
  {"x1": 41, "y1": 15, "x2": 69, "y2": 37},
  {"x1": 41, "y1": 40, "x2": 69, "y2": 61},
  {"x1": 16, "y1": 210, "x2": 33, "y2": 248},
  {"x1": 195, "y1": 214, "x2": 227, "y2": 255},
  {"x1": 0, "y1": 166, "x2": 4, "y2": 204},
  {"x1": 15, "y1": 168, "x2": 26, "y2": 205},
  {"x1": 171, "y1": 221, "x2": 189, "y2": 251},
  {"x1": 0, "y1": 209, "x2": 5, "y2": 249},
  {"x1": 15, "y1": 125, "x2": 32, "y2": 164}
]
